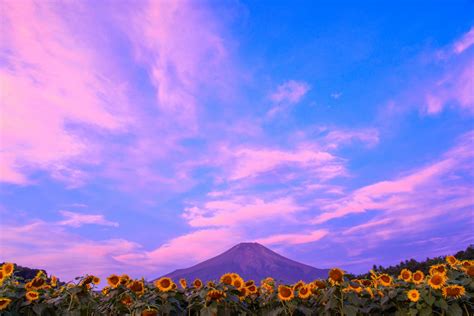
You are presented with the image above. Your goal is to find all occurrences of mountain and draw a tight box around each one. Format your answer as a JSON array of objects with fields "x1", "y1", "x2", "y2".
[{"x1": 162, "y1": 242, "x2": 329, "y2": 283}]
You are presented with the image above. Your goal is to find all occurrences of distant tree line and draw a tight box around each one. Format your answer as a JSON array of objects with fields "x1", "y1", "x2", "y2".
[{"x1": 353, "y1": 244, "x2": 474, "y2": 279}]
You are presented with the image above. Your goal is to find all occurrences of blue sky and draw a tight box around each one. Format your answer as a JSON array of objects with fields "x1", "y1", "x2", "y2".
[{"x1": 1, "y1": 0, "x2": 473, "y2": 281}]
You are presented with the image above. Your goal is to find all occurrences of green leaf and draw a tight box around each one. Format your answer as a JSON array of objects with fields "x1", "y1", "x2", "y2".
[{"x1": 419, "y1": 306, "x2": 432, "y2": 316}]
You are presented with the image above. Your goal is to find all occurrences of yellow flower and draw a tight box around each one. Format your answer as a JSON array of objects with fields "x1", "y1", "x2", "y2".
[
  {"x1": 29, "y1": 277, "x2": 46, "y2": 290},
  {"x1": 193, "y1": 278, "x2": 203, "y2": 289},
  {"x1": 107, "y1": 274, "x2": 120, "y2": 288},
  {"x1": 298, "y1": 285, "x2": 312, "y2": 299},
  {"x1": 365, "y1": 287, "x2": 374, "y2": 299},
  {"x1": 120, "y1": 274, "x2": 130, "y2": 285},
  {"x1": 179, "y1": 278, "x2": 187, "y2": 289},
  {"x1": 92, "y1": 276, "x2": 100, "y2": 285},
  {"x1": 328, "y1": 268, "x2": 344, "y2": 285},
  {"x1": 141, "y1": 308, "x2": 158, "y2": 316},
  {"x1": 398, "y1": 269, "x2": 412, "y2": 282},
  {"x1": 407, "y1": 289, "x2": 420, "y2": 302},
  {"x1": 261, "y1": 282, "x2": 274, "y2": 293},
  {"x1": 412, "y1": 270, "x2": 424, "y2": 285},
  {"x1": 0, "y1": 298, "x2": 11, "y2": 311},
  {"x1": 442, "y1": 285, "x2": 465, "y2": 299},
  {"x1": 26, "y1": 291, "x2": 40, "y2": 301},
  {"x1": 230, "y1": 273, "x2": 241, "y2": 280},
  {"x1": 238, "y1": 287, "x2": 248, "y2": 301},
  {"x1": 446, "y1": 255, "x2": 458, "y2": 266},
  {"x1": 246, "y1": 284, "x2": 258, "y2": 294},
  {"x1": 51, "y1": 276, "x2": 58, "y2": 287},
  {"x1": 278, "y1": 285, "x2": 294, "y2": 301},
  {"x1": 206, "y1": 289, "x2": 226, "y2": 302},
  {"x1": 128, "y1": 280, "x2": 145, "y2": 296},
  {"x1": 220, "y1": 273, "x2": 233, "y2": 285},
  {"x1": 429, "y1": 264, "x2": 447, "y2": 276},
  {"x1": 121, "y1": 294, "x2": 132, "y2": 306},
  {"x1": 155, "y1": 277, "x2": 174, "y2": 292},
  {"x1": 312, "y1": 279, "x2": 327, "y2": 289},
  {"x1": 1, "y1": 263, "x2": 14, "y2": 277},
  {"x1": 245, "y1": 280, "x2": 255, "y2": 287},
  {"x1": 464, "y1": 266, "x2": 474, "y2": 278},
  {"x1": 427, "y1": 274, "x2": 447, "y2": 289},
  {"x1": 232, "y1": 276, "x2": 244, "y2": 289},
  {"x1": 0, "y1": 270, "x2": 4, "y2": 284},
  {"x1": 378, "y1": 274, "x2": 393, "y2": 287},
  {"x1": 261, "y1": 277, "x2": 274, "y2": 285},
  {"x1": 293, "y1": 280, "x2": 305, "y2": 291}
]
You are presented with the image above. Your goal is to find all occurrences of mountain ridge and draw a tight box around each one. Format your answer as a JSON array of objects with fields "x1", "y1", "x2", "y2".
[{"x1": 161, "y1": 242, "x2": 329, "y2": 283}]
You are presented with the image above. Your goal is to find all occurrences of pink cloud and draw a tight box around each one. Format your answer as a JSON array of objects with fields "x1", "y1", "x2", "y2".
[
  {"x1": 270, "y1": 80, "x2": 310, "y2": 104},
  {"x1": 121, "y1": 0, "x2": 231, "y2": 131},
  {"x1": 0, "y1": 220, "x2": 141, "y2": 282},
  {"x1": 256, "y1": 230, "x2": 328, "y2": 246},
  {"x1": 323, "y1": 128, "x2": 379, "y2": 150},
  {"x1": 313, "y1": 131, "x2": 474, "y2": 227},
  {"x1": 225, "y1": 145, "x2": 343, "y2": 181},
  {"x1": 58, "y1": 210, "x2": 119, "y2": 228},
  {"x1": 453, "y1": 26, "x2": 474, "y2": 54},
  {"x1": 268, "y1": 80, "x2": 310, "y2": 116},
  {"x1": 0, "y1": 1, "x2": 131, "y2": 185},
  {"x1": 184, "y1": 197, "x2": 304, "y2": 227}
]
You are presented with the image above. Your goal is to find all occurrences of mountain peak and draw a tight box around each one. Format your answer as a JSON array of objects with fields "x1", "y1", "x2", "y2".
[{"x1": 162, "y1": 243, "x2": 328, "y2": 283}]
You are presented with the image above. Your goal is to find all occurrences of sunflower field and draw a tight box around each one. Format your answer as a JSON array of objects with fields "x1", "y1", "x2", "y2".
[{"x1": 0, "y1": 256, "x2": 473, "y2": 316}]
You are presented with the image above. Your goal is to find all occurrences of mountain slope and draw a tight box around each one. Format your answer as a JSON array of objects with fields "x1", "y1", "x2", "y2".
[{"x1": 162, "y1": 242, "x2": 328, "y2": 283}]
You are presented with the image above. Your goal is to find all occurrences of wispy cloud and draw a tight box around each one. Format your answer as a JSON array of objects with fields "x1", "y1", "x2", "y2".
[
  {"x1": 256, "y1": 230, "x2": 328, "y2": 246},
  {"x1": 58, "y1": 211, "x2": 119, "y2": 228},
  {"x1": 268, "y1": 80, "x2": 310, "y2": 117}
]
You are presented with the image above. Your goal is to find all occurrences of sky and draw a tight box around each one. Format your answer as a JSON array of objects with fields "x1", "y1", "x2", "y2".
[{"x1": 0, "y1": 0, "x2": 473, "y2": 282}]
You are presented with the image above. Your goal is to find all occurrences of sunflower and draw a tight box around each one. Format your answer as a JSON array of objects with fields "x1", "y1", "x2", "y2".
[
  {"x1": 102, "y1": 286, "x2": 110, "y2": 295},
  {"x1": 30, "y1": 277, "x2": 46, "y2": 289},
  {"x1": 207, "y1": 281, "x2": 215, "y2": 288},
  {"x1": 360, "y1": 279, "x2": 372, "y2": 287},
  {"x1": 261, "y1": 277, "x2": 275, "y2": 285},
  {"x1": 398, "y1": 269, "x2": 412, "y2": 282},
  {"x1": 230, "y1": 273, "x2": 241, "y2": 280},
  {"x1": 407, "y1": 289, "x2": 420, "y2": 302},
  {"x1": 179, "y1": 278, "x2": 187, "y2": 289},
  {"x1": 155, "y1": 277, "x2": 174, "y2": 292},
  {"x1": 26, "y1": 291, "x2": 40, "y2": 301},
  {"x1": 461, "y1": 260, "x2": 473, "y2": 269},
  {"x1": 107, "y1": 274, "x2": 120, "y2": 288},
  {"x1": 1, "y1": 263, "x2": 14, "y2": 277},
  {"x1": 36, "y1": 270, "x2": 45, "y2": 278},
  {"x1": 464, "y1": 266, "x2": 474, "y2": 277},
  {"x1": 220, "y1": 273, "x2": 233, "y2": 285},
  {"x1": 247, "y1": 284, "x2": 258, "y2": 294},
  {"x1": 412, "y1": 271, "x2": 424, "y2": 285},
  {"x1": 278, "y1": 285, "x2": 294, "y2": 301},
  {"x1": 261, "y1": 282, "x2": 274, "y2": 293},
  {"x1": 378, "y1": 274, "x2": 392, "y2": 287},
  {"x1": 232, "y1": 276, "x2": 244, "y2": 289},
  {"x1": 141, "y1": 308, "x2": 158, "y2": 316},
  {"x1": 429, "y1": 264, "x2": 447, "y2": 276},
  {"x1": 193, "y1": 278, "x2": 203, "y2": 289},
  {"x1": 51, "y1": 276, "x2": 58, "y2": 287},
  {"x1": 298, "y1": 285, "x2": 312, "y2": 299},
  {"x1": 0, "y1": 298, "x2": 11, "y2": 311},
  {"x1": 245, "y1": 280, "x2": 255, "y2": 286},
  {"x1": 446, "y1": 255, "x2": 458, "y2": 266},
  {"x1": 120, "y1": 274, "x2": 130, "y2": 285},
  {"x1": 442, "y1": 285, "x2": 465, "y2": 299},
  {"x1": 293, "y1": 280, "x2": 305, "y2": 291},
  {"x1": 92, "y1": 276, "x2": 100, "y2": 285},
  {"x1": 121, "y1": 295, "x2": 132, "y2": 306},
  {"x1": 238, "y1": 287, "x2": 248, "y2": 301},
  {"x1": 328, "y1": 268, "x2": 344, "y2": 285},
  {"x1": 128, "y1": 280, "x2": 145, "y2": 296},
  {"x1": 81, "y1": 275, "x2": 94, "y2": 286},
  {"x1": 313, "y1": 279, "x2": 327, "y2": 289},
  {"x1": 427, "y1": 274, "x2": 447, "y2": 289},
  {"x1": 206, "y1": 289, "x2": 226, "y2": 302},
  {"x1": 0, "y1": 271, "x2": 4, "y2": 284}
]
